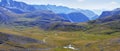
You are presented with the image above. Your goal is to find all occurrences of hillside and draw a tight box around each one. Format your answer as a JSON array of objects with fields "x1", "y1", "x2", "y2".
[
  {"x1": 87, "y1": 8, "x2": 120, "y2": 34},
  {"x1": 0, "y1": 25, "x2": 120, "y2": 51},
  {"x1": 58, "y1": 12, "x2": 89, "y2": 23},
  {"x1": 0, "y1": 0, "x2": 120, "y2": 51},
  {"x1": 0, "y1": 8, "x2": 120, "y2": 51}
]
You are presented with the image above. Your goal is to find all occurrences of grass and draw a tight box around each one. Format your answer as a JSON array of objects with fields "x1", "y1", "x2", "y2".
[{"x1": 0, "y1": 26, "x2": 120, "y2": 51}]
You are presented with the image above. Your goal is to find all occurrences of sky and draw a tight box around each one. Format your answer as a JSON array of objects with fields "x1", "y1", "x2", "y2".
[{"x1": 1, "y1": 0, "x2": 120, "y2": 10}]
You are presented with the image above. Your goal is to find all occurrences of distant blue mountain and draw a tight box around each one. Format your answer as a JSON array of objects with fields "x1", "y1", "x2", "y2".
[
  {"x1": 0, "y1": 0, "x2": 35, "y2": 11},
  {"x1": 94, "y1": 8, "x2": 120, "y2": 23},
  {"x1": 0, "y1": 7, "x2": 16, "y2": 24},
  {"x1": 34, "y1": 5, "x2": 98, "y2": 20},
  {"x1": 0, "y1": 0, "x2": 98, "y2": 23},
  {"x1": 76, "y1": 9, "x2": 98, "y2": 20},
  {"x1": 34, "y1": 5, "x2": 75, "y2": 14},
  {"x1": 58, "y1": 12, "x2": 89, "y2": 23},
  {"x1": 91, "y1": 9, "x2": 106, "y2": 15},
  {"x1": 99, "y1": 8, "x2": 120, "y2": 19},
  {"x1": 34, "y1": 5, "x2": 94, "y2": 21}
]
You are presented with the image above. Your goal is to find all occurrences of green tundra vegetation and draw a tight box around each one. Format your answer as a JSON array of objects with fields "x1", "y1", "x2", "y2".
[
  {"x1": 0, "y1": 0, "x2": 120, "y2": 51},
  {"x1": 0, "y1": 21, "x2": 120, "y2": 51}
]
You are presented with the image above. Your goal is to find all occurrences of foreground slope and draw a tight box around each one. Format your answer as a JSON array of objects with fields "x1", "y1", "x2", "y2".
[
  {"x1": 0, "y1": 8, "x2": 120, "y2": 51},
  {"x1": 0, "y1": 0, "x2": 119, "y2": 51},
  {"x1": 0, "y1": 26, "x2": 120, "y2": 51}
]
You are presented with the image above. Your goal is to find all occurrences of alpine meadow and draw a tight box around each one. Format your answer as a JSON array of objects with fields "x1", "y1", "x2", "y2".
[{"x1": 0, "y1": 0, "x2": 120, "y2": 51}]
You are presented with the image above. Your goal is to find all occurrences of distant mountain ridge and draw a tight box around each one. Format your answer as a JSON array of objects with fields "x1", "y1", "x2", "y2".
[
  {"x1": 0, "y1": 0, "x2": 98, "y2": 21},
  {"x1": 0, "y1": 0, "x2": 35, "y2": 12},
  {"x1": 58, "y1": 12, "x2": 89, "y2": 23},
  {"x1": 91, "y1": 8, "x2": 120, "y2": 23},
  {"x1": 0, "y1": 7, "x2": 17, "y2": 24},
  {"x1": 0, "y1": 6, "x2": 70, "y2": 29},
  {"x1": 99, "y1": 8, "x2": 120, "y2": 19}
]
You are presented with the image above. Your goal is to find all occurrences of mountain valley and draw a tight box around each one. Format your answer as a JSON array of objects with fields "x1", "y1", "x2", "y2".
[{"x1": 0, "y1": 0, "x2": 120, "y2": 51}]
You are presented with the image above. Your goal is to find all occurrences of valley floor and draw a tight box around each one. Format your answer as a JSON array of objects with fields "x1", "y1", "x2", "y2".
[{"x1": 0, "y1": 26, "x2": 120, "y2": 51}]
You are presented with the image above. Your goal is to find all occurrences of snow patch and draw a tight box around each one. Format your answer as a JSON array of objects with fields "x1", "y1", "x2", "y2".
[{"x1": 63, "y1": 44, "x2": 77, "y2": 50}]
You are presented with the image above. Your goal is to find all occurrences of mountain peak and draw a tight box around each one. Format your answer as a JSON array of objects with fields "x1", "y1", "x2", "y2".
[
  {"x1": 1, "y1": 0, "x2": 13, "y2": 2},
  {"x1": 1, "y1": 0, "x2": 13, "y2": 3},
  {"x1": 0, "y1": 0, "x2": 14, "y2": 6}
]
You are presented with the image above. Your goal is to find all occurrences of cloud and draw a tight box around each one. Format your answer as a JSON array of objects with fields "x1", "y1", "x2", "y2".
[
  {"x1": 111, "y1": 1, "x2": 118, "y2": 5},
  {"x1": 104, "y1": 1, "x2": 120, "y2": 10},
  {"x1": 77, "y1": 0, "x2": 84, "y2": 2}
]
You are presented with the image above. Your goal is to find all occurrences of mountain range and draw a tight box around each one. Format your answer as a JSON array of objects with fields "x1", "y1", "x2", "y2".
[
  {"x1": 0, "y1": 0, "x2": 120, "y2": 50},
  {"x1": 0, "y1": 0, "x2": 120, "y2": 29},
  {"x1": 96, "y1": 8, "x2": 120, "y2": 23},
  {"x1": 0, "y1": 0, "x2": 98, "y2": 21}
]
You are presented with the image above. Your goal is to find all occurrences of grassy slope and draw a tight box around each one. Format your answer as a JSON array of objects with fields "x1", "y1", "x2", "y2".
[{"x1": 0, "y1": 25, "x2": 120, "y2": 51}]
